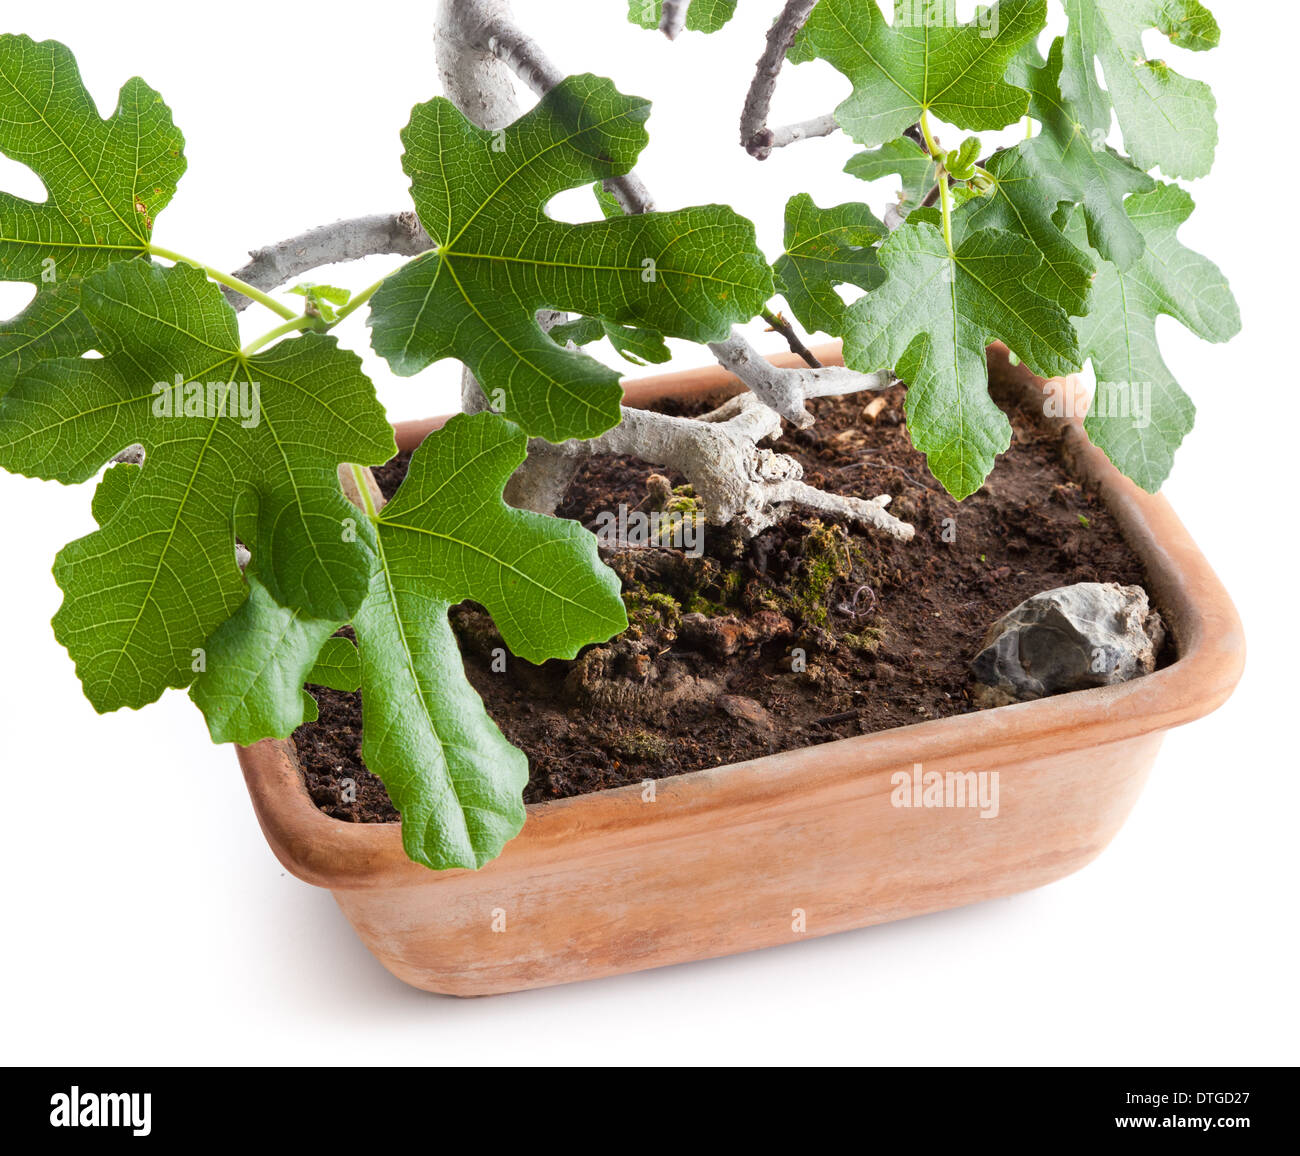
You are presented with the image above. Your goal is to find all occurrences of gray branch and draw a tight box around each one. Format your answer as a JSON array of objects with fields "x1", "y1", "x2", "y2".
[
  {"x1": 435, "y1": 0, "x2": 908, "y2": 533},
  {"x1": 709, "y1": 331, "x2": 895, "y2": 428},
  {"x1": 660, "y1": 0, "x2": 690, "y2": 39},
  {"x1": 760, "y1": 113, "x2": 840, "y2": 153},
  {"x1": 453, "y1": 0, "x2": 655, "y2": 213},
  {"x1": 739, "y1": 0, "x2": 837, "y2": 159},
  {"x1": 223, "y1": 211, "x2": 430, "y2": 312},
  {"x1": 544, "y1": 395, "x2": 912, "y2": 540},
  {"x1": 196, "y1": 0, "x2": 912, "y2": 538},
  {"x1": 434, "y1": 0, "x2": 525, "y2": 132}
]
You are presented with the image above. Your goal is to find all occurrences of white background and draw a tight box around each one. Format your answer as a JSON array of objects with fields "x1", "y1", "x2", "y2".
[{"x1": 1, "y1": 0, "x2": 1296, "y2": 1065}]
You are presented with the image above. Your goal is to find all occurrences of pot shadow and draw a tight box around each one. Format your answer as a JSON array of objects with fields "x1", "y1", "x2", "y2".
[
  {"x1": 255, "y1": 877, "x2": 434, "y2": 1014},
  {"x1": 264, "y1": 875, "x2": 1052, "y2": 1016}
]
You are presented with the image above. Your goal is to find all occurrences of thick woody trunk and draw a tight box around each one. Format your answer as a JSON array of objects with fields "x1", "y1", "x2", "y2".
[
  {"x1": 434, "y1": 0, "x2": 522, "y2": 420},
  {"x1": 433, "y1": 1, "x2": 584, "y2": 511},
  {"x1": 212, "y1": 1, "x2": 916, "y2": 539},
  {"x1": 427, "y1": 0, "x2": 911, "y2": 539}
]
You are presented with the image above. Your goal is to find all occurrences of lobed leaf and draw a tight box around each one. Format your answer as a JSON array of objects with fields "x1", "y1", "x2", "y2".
[
  {"x1": 1060, "y1": 0, "x2": 1220, "y2": 179},
  {"x1": 352, "y1": 412, "x2": 627, "y2": 869},
  {"x1": 773, "y1": 193, "x2": 885, "y2": 337},
  {"x1": 843, "y1": 221, "x2": 1080, "y2": 498},
  {"x1": 0, "y1": 260, "x2": 395, "y2": 712},
  {"x1": 0, "y1": 34, "x2": 184, "y2": 284},
  {"x1": 368, "y1": 74, "x2": 772, "y2": 442},
  {"x1": 789, "y1": 0, "x2": 1047, "y2": 147},
  {"x1": 0, "y1": 35, "x2": 185, "y2": 383},
  {"x1": 1065, "y1": 184, "x2": 1240, "y2": 491}
]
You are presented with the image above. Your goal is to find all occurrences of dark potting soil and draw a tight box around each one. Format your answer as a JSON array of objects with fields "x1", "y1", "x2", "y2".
[{"x1": 293, "y1": 373, "x2": 1156, "y2": 824}]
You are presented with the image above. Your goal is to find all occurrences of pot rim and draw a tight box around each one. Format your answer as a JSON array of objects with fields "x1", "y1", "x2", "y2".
[{"x1": 238, "y1": 342, "x2": 1245, "y2": 890}]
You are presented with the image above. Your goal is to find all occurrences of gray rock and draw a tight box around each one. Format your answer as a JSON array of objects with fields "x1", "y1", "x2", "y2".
[{"x1": 971, "y1": 582, "x2": 1165, "y2": 707}]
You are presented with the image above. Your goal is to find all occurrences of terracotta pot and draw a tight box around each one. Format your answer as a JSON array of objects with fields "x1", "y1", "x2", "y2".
[{"x1": 238, "y1": 343, "x2": 1245, "y2": 996}]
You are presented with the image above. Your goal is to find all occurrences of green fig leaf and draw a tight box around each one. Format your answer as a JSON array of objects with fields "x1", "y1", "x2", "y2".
[
  {"x1": 0, "y1": 34, "x2": 186, "y2": 388},
  {"x1": 772, "y1": 193, "x2": 886, "y2": 337},
  {"x1": 789, "y1": 0, "x2": 1047, "y2": 147},
  {"x1": 0, "y1": 260, "x2": 395, "y2": 711},
  {"x1": 368, "y1": 73, "x2": 772, "y2": 442},
  {"x1": 1065, "y1": 184, "x2": 1240, "y2": 491},
  {"x1": 843, "y1": 222, "x2": 1080, "y2": 498},
  {"x1": 1060, "y1": 0, "x2": 1220, "y2": 179},
  {"x1": 352, "y1": 412, "x2": 627, "y2": 869}
]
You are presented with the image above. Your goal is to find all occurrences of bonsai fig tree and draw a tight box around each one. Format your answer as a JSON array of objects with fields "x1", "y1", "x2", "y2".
[{"x1": 0, "y1": 0, "x2": 1237, "y2": 869}]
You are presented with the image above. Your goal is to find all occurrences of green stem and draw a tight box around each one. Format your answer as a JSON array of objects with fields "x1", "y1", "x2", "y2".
[
  {"x1": 919, "y1": 112, "x2": 955, "y2": 257},
  {"x1": 918, "y1": 108, "x2": 942, "y2": 158},
  {"x1": 761, "y1": 307, "x2": 822, "y2": 368},
  {"x1": 235, "y1": 267, "x2": 393, "y2": 357},
  {"x1": 937, "y1": 176, "x2": 954, "y2": 255},
  {"x1": 240, "y1": 315, "x2": 316, "y2": 357},
  {"x1": 330, "y1": 275, "x2": 387, "y2": 326},
  {"x1": 349, "y1": 463, "x2": 379, "y2": 519},
  {"x1": 147, "y1": 243, "x2": 298, "y2": 321}
]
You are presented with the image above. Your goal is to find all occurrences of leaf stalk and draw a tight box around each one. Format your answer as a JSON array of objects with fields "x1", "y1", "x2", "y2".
[
  {"x1": 147, "y1": 243, "x2": 299, "y2": 321},
  {"x1": 919, "y1": 112, "x2": 955, "y2": 257}
]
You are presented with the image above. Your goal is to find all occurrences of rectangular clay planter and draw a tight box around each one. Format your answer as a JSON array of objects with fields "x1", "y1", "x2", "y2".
[{"x1": 237, "y1": 344, "x2": 1245, "y2": 996}]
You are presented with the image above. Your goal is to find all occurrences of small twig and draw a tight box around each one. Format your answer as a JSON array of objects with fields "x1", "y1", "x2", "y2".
[
  {"x1": 753, "y1": 114, "x2": 840, "y2": 158},
  {"x1": 814, "y1": 710, "x2": 858, "y2": 726},
  {"x1": 875, "y1": 461, "x2": 944, "y2": 494},
  {"x1": 761, "y1": 308, "x2": 822, "y2": 369},
  {"x1": 740, "y1": 1, "x2": 836, "y2": 160}
]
